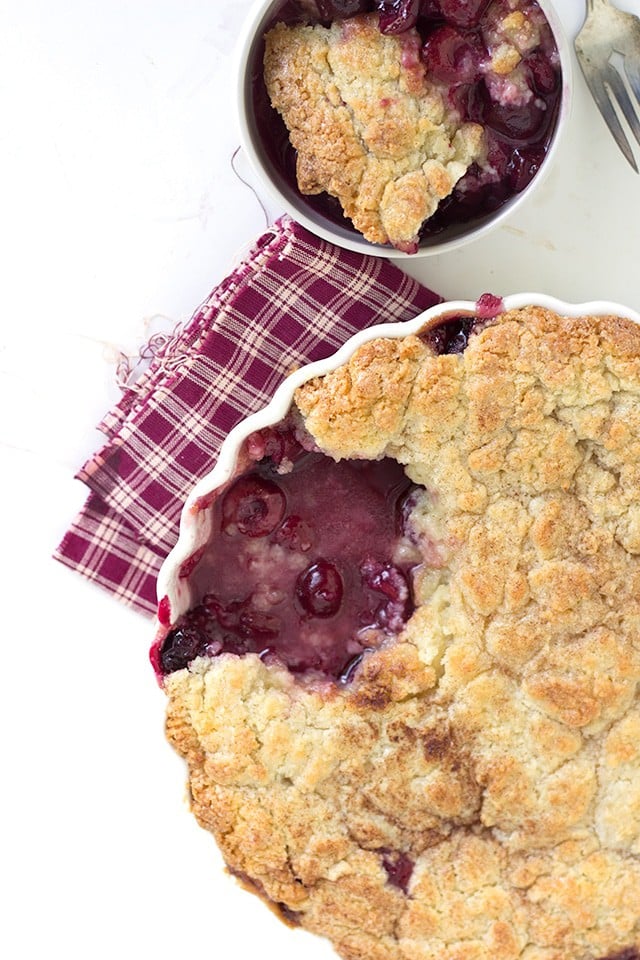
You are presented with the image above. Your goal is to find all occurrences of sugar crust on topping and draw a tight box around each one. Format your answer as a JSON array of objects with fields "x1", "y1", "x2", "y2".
[
  {"x1": 263, "y1": 14, "x2": 484, "y2": 251},
  {"x1": 163, "y1": 307, "x2": 640, "y2": 960}
]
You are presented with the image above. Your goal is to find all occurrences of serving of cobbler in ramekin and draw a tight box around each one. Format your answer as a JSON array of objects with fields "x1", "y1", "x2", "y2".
[
  {"x1": 237, "y1": 0, "x2": 571, "y2": 255},
  {"x1": 152, "y1": 295, "x2": 640, "y2": 960}
]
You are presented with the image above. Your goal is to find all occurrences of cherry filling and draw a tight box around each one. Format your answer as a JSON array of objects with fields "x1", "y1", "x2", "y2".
[
  {"x1": 381, "y1": 850, "x2": 415, "y2": 893},
  {"x1": 377, "y1": 0, "x2": 420, "y2": 34},
  {"x1": 254, "y1": 0, "x2": 561, "y2": 246},
  {"x1": 421, "y1": 316, "x2": 478, "y2": 355},
  {"x1": 158, "y1": 429, "x2": 421, "y2": 682},
  {"x1": 420, "y1": 299, "x2": 502, "y2": 354},
  {"x1": 221, "y1": 475, "x2": 286, "y2": 537},
  {"x1": 422, "y1": 313, "x2": 491, "y2": 354}
]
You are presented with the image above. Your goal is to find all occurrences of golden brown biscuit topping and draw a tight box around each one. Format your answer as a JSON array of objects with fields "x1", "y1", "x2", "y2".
[{"x1": 264, "y1": 14, "x2": 484, "y2": 251}]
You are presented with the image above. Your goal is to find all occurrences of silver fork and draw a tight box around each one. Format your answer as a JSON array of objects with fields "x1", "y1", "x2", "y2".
[{"x1": 575, "y1": 0, "x2": 640, "y2": 172}]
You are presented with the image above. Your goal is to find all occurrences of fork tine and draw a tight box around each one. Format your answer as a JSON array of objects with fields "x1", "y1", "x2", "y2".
[
  {"x1": 624, "y1": 57, "x2": 640, "y2": 106},
  {"x1": 605, "y1": 62, "x2": 640, "y2": 148},
  {"x1": 582, "y1": 66, "x2": 639, "y2": 172}
]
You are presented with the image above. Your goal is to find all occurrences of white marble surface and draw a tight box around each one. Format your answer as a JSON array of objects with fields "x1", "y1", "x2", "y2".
[{"x1": 1, "y1": 1, "x2": 639, "y2": 958}]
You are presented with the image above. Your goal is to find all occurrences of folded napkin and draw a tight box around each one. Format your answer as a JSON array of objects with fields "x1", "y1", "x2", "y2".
[{"x1": 54, "y1": 215, "x2": 442, "y2": 616}]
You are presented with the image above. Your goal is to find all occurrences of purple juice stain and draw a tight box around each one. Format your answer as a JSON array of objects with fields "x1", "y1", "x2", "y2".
[
  {"x1": 382, "y1": 850, "x2": 415, "y2": 893},
  {"x1": 252, "y1": 0, "x2": 562, "y2": 248},
  {"x1": 157, "y1": 427, "x2": 421, "y2": 682}
]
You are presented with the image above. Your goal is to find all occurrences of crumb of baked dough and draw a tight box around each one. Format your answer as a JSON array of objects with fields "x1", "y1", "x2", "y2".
[
  {"x1": 163, "y1": 307, "x2": 640, "y2": 960},
  {"x1": 263, "y1": 14, "x2": 484, "y2": 252}
]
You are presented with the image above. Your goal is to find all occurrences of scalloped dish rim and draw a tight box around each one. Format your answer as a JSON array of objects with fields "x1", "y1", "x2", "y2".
[{"x1": 155, "y1": 293, "x2": 640, "y2": 626}]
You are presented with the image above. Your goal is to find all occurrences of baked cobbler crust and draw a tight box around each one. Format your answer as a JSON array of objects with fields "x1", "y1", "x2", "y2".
[
  {"x1": 263, "y1": 14, "x2": 484, "y2": 251},
  {"x1": 164, "y1": 307, "x2": 640, "y2": 960}
]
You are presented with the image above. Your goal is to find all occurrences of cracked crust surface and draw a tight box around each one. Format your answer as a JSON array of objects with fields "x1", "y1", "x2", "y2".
[
  {"x1": 263, "y1": 14, "x2": 484, "y2": 252},
  {"x1": 164, "y1": 307, "x2": 640, "y2": 960}
]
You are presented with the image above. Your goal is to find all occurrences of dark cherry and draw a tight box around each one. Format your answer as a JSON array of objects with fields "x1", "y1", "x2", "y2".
[
  {"x1": 421, "y1": 316, "x2": 477, "y2": 355},
  {"x1": 160, "y1": 625, "x2": 206, "y2": 674},
  {"x1": 436, "y1": 0, "x2": 490, "y2": 27},
  {"x1": 507, "y1": 145, "x2": 547, "y2": 193},
  {"x1": 525, "y1": 50, "x2": 559, "y2": 96},
  {"x1": 381, "y1": 851, "x2": 415, "y2": 893},
  {"x1": 469, "y1": 82, "x2": 547, "y2": 144},
  {"x1": 222, "y1": 475, "x2": 286, "y2": 537},
  {"x1": 296, "y1": 560, "x2": 344, "y2": 618},
  {"x1": 488, "y1": 99, "x2": 546, "y2": 143},
  {"x1": 422, "y1": 25, "x2": 483, "y2": 85},
  {"x1": 376, "y1": 0, "x2": 420, "y2": 34}
]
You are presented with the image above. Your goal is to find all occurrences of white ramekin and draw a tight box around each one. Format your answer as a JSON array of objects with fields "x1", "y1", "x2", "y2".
[{"x1": 234, "y1": 0, "x2": 573, "y2": 259}]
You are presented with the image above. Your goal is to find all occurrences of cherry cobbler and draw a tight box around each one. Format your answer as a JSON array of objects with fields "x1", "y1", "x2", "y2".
[
  {"x1": 258, "y1": 0, "x2": 562, "y2": 251},
  {"x1": 154, "y1": 304, "x2": 640, "y2": 960}
]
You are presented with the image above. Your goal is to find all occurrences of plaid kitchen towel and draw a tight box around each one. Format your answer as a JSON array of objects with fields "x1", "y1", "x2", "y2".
[{"x1": 54, "y1": 215, "x2": 442, "y2": 616}]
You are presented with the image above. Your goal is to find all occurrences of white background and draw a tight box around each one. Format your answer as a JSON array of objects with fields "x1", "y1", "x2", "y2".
[{"x1": 1, "y1": 1, "x2": 640, "y2": 958}]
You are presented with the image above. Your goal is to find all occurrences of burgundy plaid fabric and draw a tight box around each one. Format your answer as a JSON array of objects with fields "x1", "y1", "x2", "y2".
[{"x1": 54, "y1": 216, "x2": 442, "y2": 615}]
